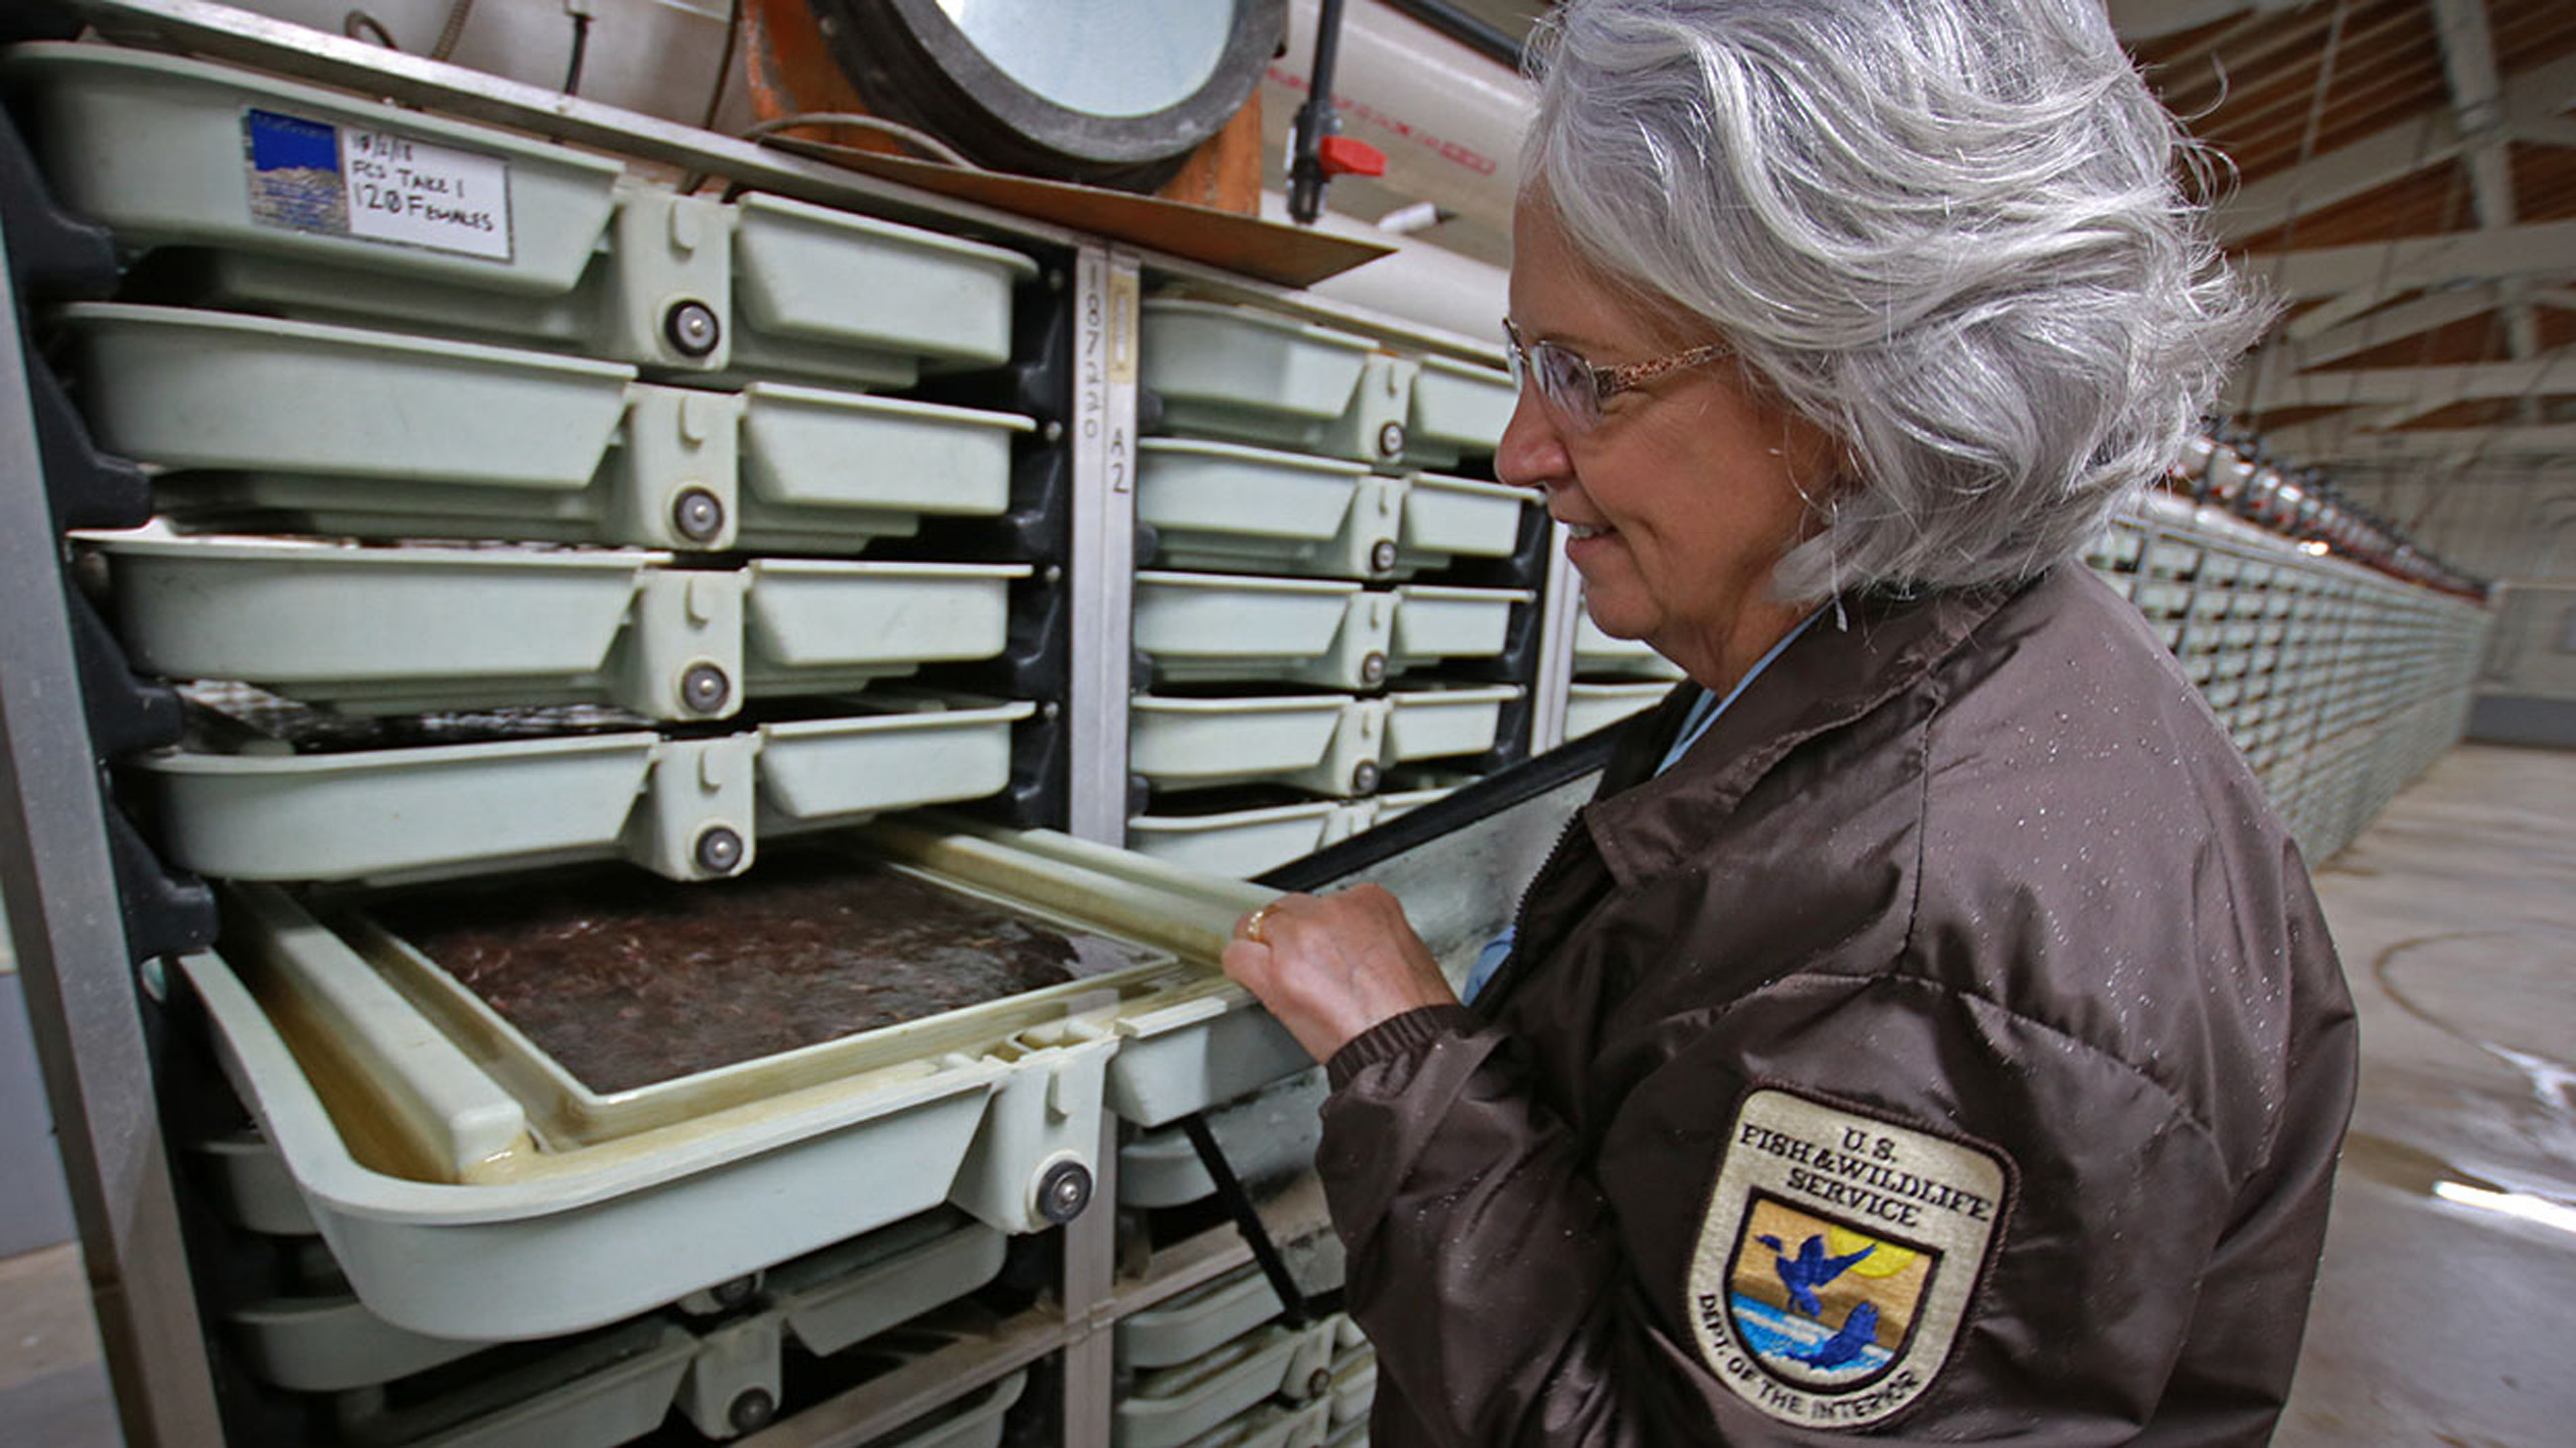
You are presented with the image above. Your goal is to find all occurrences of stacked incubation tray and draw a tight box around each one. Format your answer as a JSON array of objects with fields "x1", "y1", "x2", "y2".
[
  {"x1": 11, "y1": 41, "x2": 1328, "y2": 1446},
  {"x1": 1562, "y1": 581, "x2": 1688, "y2": 742},
  {"x1": 1124, "y1": 297, "x2": 1545, "y2": 880},
  {"x1": 1110, "y1": 1068, "x2": 1377, "y2": 1447},
  {"x1": 1110, "y1": 299, "x2": 1539, "y2": 1447},
  {"x1": 2081, "y1": 479, "x2": 2486, "y2": 862}
]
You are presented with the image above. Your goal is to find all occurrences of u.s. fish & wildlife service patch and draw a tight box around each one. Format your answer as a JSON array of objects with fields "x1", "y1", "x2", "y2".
[{"x1": 1685, "y1": 1087, "x2": 2009, "y2": 1428}]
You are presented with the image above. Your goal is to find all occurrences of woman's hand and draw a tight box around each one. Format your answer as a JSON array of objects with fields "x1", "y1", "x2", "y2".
[{"x1": 1223, "y1": 885, "x2": 1459, "y2": 1063}]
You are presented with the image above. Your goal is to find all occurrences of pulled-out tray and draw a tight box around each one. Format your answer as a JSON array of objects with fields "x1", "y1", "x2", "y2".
[
  {"x1": 59, "y1": 306, "x2": 1028, "y2": 551},
  {"x1": 1140, "y1": 440, "x2": 1534, "y2": 581},
  {"x1": 88, "y1": 534, "x2": 1027, "y2": 719},
  {"x1": 137, "y1": 689, "x2": 1035, "y2": 883},
  {"x1": 9, "y1": 45, "x2": 1035, "y2": 383},
  {"x1": 177, "y1": 820, "x2": 1312, "y2": 1338}
]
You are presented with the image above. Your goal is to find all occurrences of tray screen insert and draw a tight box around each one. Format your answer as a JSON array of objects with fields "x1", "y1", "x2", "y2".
[{"x1": 372, "y1": 854, "x2": 1163, "y2": 1094}]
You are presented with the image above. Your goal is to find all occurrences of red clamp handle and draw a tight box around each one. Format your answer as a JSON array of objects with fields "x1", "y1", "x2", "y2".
[{"x1": 1317, "y1": 135, "x2": 1387, "y2": 178}]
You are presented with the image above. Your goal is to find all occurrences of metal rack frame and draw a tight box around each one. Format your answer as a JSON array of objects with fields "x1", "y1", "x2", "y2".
[
  {"x1": 0, "y1": 225, "x2": 225, "y2": 1447},
  {"x1": 0, "y1": 7, "x2": 1470, "y2": 1444}
]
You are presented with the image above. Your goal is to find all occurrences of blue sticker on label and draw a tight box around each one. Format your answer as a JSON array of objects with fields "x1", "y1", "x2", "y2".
[
  {"x1": 242, "y1": 109, "x2": 349, "y2": 237},
  {"x1": 246, "y1": 109, "x2": 338, "y2": 173}
]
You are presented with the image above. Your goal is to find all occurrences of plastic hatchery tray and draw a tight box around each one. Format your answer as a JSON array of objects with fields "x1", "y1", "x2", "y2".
[
  {"x1": 730, "y1": 384, "x2": 1027, "y2": 552},
  {"x1": 1404, "y1": 354, "x2": 1517, "y2": 468},
  {"x1": 1119, "y1": 1072, "x2": 1328, "y2": 1211},
  {"x1": 1571, "y1": 612, "x2": 1686, "y2": 680},
  {"x1": 1327, "y1": 1339, "x2": 1378, "y2": 1431},
  {"x1": 1135, "y1": 574, "x2": 1531, "y2": 690},
  {"x1": 228, "y1": 1209, "x2": 1003, "y2": 1386},
  {"x1": 1182, "y1": 1400, "x2": 1335, "y2": 1448},
  {"x1": 720, "y1": 191, "x2": 1036, "y2": 387},
  {"x1": 8, "y1": 45, "x2": 1034, "y2": 383},
  {"x1": 5, "y1": 43, "x2": 619, "y2": 296},
  {"x1": 1141, "y1": 299, "x2": 1405, "y2": 463},
  {"x1": 174, "y1": 820, "x2": 1314, "y2": 1339},
  {"x1": 1393, "y1": 474, "x2": 1533, "y2": 574},
  {"x1": 136, "y1": 690, "x2": 1034, "y2": 883},
  {"x1": 1566, "y1": 681, "x2": 1672, "y2": 739},
  {"x1": 1140, "y1": 441, "x2": 1533, "y2": 581},
  {"x1": 87, "y1": 535, "x2": 1026, "y2": 719},
  {"x1": 868, "y1": 1370, "x2": 1028, "y2": 1448},
  {"x1": 287, "y1": 1319, "x2": 1024, "y2": 1448},
  {"x1": 1383, "y1": 683, "x2": 1522, "y2": 765},
  {"x1": 1139, "y1": 440, "x2": 1393, "y2": 580},
  {"x1": 1135, "y1": 573, "x2": 1383, "y2": 689},
  {"x1": 57, "y1": 305, "x2": 1027, "y2": 551},
  {"x1": 1119, "y1": 1266, "x2": 1293, "y2": 1369},
  {"x1": 1130, "y1": 695, "x2": 1387, "y2": 796},
  {"x1": 1130, "y1": 688, "x2": 1517, "y2": 796},
  {"x1": 1114, "y1": 1317, "x2": 1342, "y2": 1448},
  {"x1": 1370, "y1": 774, "x2": 1463, "y2": 824},
  {"x1": 1126, "y1": 797, "x2": 1374, "y2": 879},
  {"x1": 1386, "y1": 585, "x2": 1533, "y2": 674}
]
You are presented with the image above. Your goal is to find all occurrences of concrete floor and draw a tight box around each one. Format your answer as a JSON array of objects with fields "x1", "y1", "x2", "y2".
[
  {"x1": 2, "y1": 742, "x2": 2571, "y2": 1445},
  {"x1": 2274, "y1": 743, "x2": 2576, "y2": 1448}
]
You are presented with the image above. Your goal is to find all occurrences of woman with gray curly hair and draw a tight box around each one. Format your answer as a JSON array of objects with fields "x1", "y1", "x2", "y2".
[{"x1": 1222, "y1": 0, "x2": 2355, "y2": 1443}]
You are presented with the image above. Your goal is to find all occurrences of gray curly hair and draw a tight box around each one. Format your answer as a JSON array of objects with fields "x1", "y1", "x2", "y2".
[{"x1": 1524, "y1": 0, "x2": 2271, "y2": 598}]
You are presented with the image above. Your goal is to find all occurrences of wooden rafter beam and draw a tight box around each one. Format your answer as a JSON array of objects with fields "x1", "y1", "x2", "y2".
[
  {"x1": 2262, "y1": 423, "x2": 2576, "y2": 462},
  {"x1": 2211, "y1": 52, "x2": 2576, "y2": 243},
  {"x1": 2272, "y1": 285, "x2": 2502, "y2": 367},
  {"x1": 2249, "y1": 352, "x2": 2576, "y2": 408},
  {"x1": 2255, "y1": 220, "x2": 2576, "y2": 300}
]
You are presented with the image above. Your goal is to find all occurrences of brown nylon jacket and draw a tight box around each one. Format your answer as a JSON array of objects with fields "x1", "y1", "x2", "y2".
[{"x1": 1317, "y1": 566, "x2": 2358, "y2": 1446}]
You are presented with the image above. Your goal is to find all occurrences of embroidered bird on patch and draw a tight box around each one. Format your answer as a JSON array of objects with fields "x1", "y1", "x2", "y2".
[
  {"x1": 1794, "y1": 1301, "x2": 1881, "y2": 1370},
  {"x1": 1757, "y1": 1232, "x2": 1877, "y2": 1315}
]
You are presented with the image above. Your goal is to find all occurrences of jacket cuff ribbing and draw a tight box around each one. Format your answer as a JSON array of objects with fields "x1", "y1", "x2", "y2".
[{"x1": 1326, "y1": 1004, "x2": 1484, "y2": 1090}]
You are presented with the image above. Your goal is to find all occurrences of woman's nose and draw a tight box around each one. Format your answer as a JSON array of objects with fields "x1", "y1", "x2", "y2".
[{"x1": 1495, "y1": 383, "x2": 1570, "y2": 494}]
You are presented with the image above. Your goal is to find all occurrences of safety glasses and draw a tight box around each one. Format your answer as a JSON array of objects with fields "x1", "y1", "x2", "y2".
[{"x1": 1502, "y1": 317, "x2": 1727, "y2": 432}]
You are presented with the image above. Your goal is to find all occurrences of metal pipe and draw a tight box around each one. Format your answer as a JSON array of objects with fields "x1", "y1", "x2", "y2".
[
  {"x1": 1263, "y1": 0, "x2": 1530, "y2": 240},
  {"x1": 1286, "y1": 0, "x2": 1349, "y2": 224},
  {"x1": 1379, "y1": 0, "x2": 1521, "y2": 68}
]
